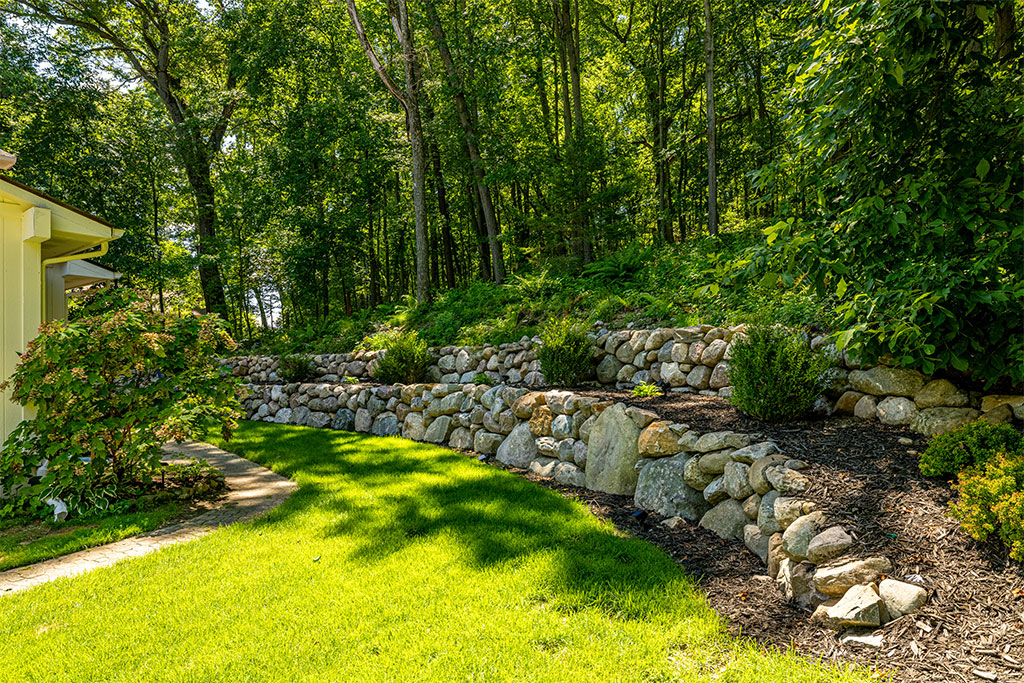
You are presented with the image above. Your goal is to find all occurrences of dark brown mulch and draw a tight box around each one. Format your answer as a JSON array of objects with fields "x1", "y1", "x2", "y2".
[{"x1": 504, "y1": 391, "x2": 1024, "y2": 683}]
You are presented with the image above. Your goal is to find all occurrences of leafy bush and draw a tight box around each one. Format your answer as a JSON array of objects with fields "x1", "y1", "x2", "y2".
[
  {"x1": 473, "y1": 373, "x2": 492, "y2": 385},
  {"x1": 278, "y1": 354, "x2": 314, "y2": 383},
  {"x1": 582, "y1": 244, "x2": 651, "y2": 285},
  {"x1": 631, "y1": 381, "x2": 661, "y2": 398},
  {"x1": 356, "y1": 328, "x2": 402, "y2": 352},
  {"x1": 538, "y1": 318, "x2": 593, "y2": 386},
  {"x1": 373, "y1": 330, "x2": 430, "y2": 384},
  {"x1": 919, "y1": 422, "x2": 1024, "y2": 478},
  {"x1": 950, "y1": 452, "x2": 1024, "y2": 562},
  {"x1": 728, "y1": 323, "x2": 834, "y2": 421},
  {"x1": 0, "y1": 303, "x2": 240, "y2": 519}
]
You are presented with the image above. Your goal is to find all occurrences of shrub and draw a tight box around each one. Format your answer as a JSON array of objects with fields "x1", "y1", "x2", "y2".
[
  {"x1": 473, "y1": 373, "x2": 492, "y2": 385},
  {"x1": 728, "y1": 323, "x2": 834, "y2": 421},
  {"x1": 278, "y1": 354, "x2": 314, "y2": 383},
  {"x1": 0, "y1": 303, "x2": 240, "y2": 519},
  {"x1": 373, "y1": 330, "x2": 430, "y2": 384},
  {"x1": 631, "y1": 381, "x2": 661, "y2": 398},
  {"x1": 538, "y1": 318, "x2": 593, "y2": 386},
  {"x1": 919, "y1": 422, "x2": 1024, "y2": 477},
  {"x1": 950, "y1": 452, "x2": 1024, "y2": 562}
]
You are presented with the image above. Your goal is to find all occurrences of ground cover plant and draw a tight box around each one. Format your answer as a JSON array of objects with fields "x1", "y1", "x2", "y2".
[{"x1": 0, "y1": 422, "x2": 871, "y2": 683}]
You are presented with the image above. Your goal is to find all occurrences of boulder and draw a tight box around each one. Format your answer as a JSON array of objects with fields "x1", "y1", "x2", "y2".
[
  {"x1": 699, "y1": 498, "x2": 748, "y2": 540},
  {"x1": 743, "y1": 524, "x2": 770, "y2": 563},
  {"x1": 585, "y1": 403, "x2": 643, "y2": 495},
  {"x1": 683, "y1": 455, "x2": 716, "y2": 490},
  {"x1": 878, "y1": 578, "x2": 928, "y2": 618},
  {"x1": 742, "y1": 493, "x2": 761, "y2": 520},
  {"x1": 638, "y1": 421, "x2": 683, "y2": 457},
  {"x1": 307, "y1": 411, "x2": 331, "y2": 429},
  {"x1": 777, "y1": 559, "x2": 826, "y2": 609},
  {"x1": 553, "y1": 462, "x2": 586, "y2": 488},
  {"x1": 765, "y1": 466, "x2": 811, "y2": 495},
  {"x1": 371, "y1": 413, "x2": 400, "y2": 437},
  {"x1": 914, "y1": 379, "x2": 968, "y2": 408},
  {"x1": 781, "y1": 511, "x2": 826, "y2": 561},
  {"x1": 853, "y1": 395, "x2": 878, "y2": 420},
  {"x1": 826, "y1": 584, "x2": 887, "y2": 628},
  {"x1": 980, "y1": 394, "x2": 1024, "y2": 413},
  {"x1": 528, "y1": 457, "x2": 559, "y2": 477},
  {"x1": 723, "y1": 461, "x2": 754, "y2": 499},
  {"x1": 767, "y1": 533, "x2": 785, "y2": 579},
  {"x1": 702, "y1": 477, "x2": 728, "y2": 505},
  {"x1": 596, "y1": 355, "x2": 623, "y2": 384},
  {"x1": 834, "y1": 390, "x2": 865, "y2": 414},
  {"x1": 512, "y1": 391, "x2": 545, "y2": 419},
  {"x1": 757, "y1": 490, "x2": 782, "y2": 535},
  {"x1": 529, "y1": 405, "x2": 554, "y2": 437},
  {"x1": 449, "y1": 427, "x2": 473, "y2": 450},
  {"x1": 551, "y1": 414, "x2": 577, "y2": 440},
  {"x1": 806, "y1": 526, "x2": 853, "y2": 564},
  {"x1": 981, "y1": 403, "x2": 1013, "y2": 424},
  {"x1": 402, "y1": 412, "x2": 426, "y2": 441},
  {"x1": 686, "y1": 365, "x2": 712, "y2": 390},
  {"x1": 474, "y1": 431, "x2": 504, "y2": 454},
  {"x1": 634, "y1": 455, "x2": 709, "y2": 521},
  {"x1": 848, "y1": 366, "x2": 925, "y2": 397},
  {"x1": 696, "y1": 449, "x2": 735, "y2": 474},
  {"x1": 813, "y1": 557, "x2": 893, "y2": 596},
  {"x1": 774, "y1": 497, "x2": 816, "y2": 529},
  {"x1": 876, "y1": 397, "x2": 918, "y2": 425},
  {"x1": 700, "y1": 339, "x2": 728, "y2": 366},
  {"x1": 332, "y1": 408, "x2": 355, "y2": 431},
  {"x1": 749, "y1": 454, "x2": 788, "y2": 494},
  {"x1": 423, "y1": 415, "x2": 453, "y2": 443},
  {"x1": 910, "y1": 407, "x2": 981, "y2": 436}
]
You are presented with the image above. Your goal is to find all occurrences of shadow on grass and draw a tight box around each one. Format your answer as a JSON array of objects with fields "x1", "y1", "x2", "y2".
[{"x1": 213, "y1": 421, "x2": 710, "y2": 624}]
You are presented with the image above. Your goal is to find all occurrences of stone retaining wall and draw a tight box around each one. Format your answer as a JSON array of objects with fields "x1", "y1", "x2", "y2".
[
  {"x1": 226, "y1": 324, "x2": 1023, "y2": 436},
  {"x1": 242, "y1": 379, "x2": 931, "y2": 632}
]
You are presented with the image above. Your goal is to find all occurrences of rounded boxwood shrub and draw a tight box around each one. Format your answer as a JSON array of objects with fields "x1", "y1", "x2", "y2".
[
  {"x1": 728, "y1": 323, "x2": 834, "y2": 421},
  {"x1": 373, "y1": 330, "x2": 430, "y2": 384},
  {"x1": 950, "y1": 452, "x2": 1024, "y2": 562},
  {"x1": 538, "y1": 318, "x2": 593, "y2": 386},
  {"x1": 919, "y1": 421, "x2": 1024, "y2": 477}
]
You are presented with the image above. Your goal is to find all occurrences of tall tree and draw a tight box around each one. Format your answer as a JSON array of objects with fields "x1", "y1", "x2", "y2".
[
  {"x1": 347, "y1": 0, "x2": 431, "y2": 303},
  {"x1": 703, "y1": 0, "x2": 718, "y2": 237}
]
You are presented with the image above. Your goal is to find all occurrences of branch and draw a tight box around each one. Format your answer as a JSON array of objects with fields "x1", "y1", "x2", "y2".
[{"x1": 346, "y1": 0, "x2": 408, "y2": 109}]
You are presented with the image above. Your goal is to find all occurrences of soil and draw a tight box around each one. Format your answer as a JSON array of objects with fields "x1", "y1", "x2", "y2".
[{"x1": 501, "y1": 391, "x2": 1024, "y2": 683}]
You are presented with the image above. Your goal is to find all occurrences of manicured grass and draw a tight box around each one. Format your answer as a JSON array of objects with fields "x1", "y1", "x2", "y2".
[
  {"x1": 0, "y1": 422, "x2": 873, "y2": 682},
  {"x1": 0, "y1": 503, "x2": 183, "y2": 571}
]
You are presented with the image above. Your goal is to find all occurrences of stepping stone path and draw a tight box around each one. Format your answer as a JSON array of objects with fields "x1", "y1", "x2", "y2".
[{"x1": 0, "y1": 441, "x2": 296, "y2": 596}]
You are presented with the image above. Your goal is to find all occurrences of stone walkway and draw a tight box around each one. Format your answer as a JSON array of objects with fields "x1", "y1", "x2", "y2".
[{"x1": 0, "y1": 441, "x2": 297, "y2": 596}]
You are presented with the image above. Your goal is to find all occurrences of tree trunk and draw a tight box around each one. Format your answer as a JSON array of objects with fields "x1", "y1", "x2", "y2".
[
  {"x1": 703, "y1": 0, "x2": 718, "y2": 237},
  {"x1": 423, "y1": 0, "x2": 505, "y2": 284},
  {"x1": 185, "y1": 165, "x2": 230, "y2": 316}
]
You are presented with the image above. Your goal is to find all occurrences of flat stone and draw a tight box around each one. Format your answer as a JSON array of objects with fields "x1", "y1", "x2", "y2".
[
  {"x1": 781, "y1": 511, "x2": 826, "y2": 561},
  {"x1": 838, "y1": 630, "x2": 884, "y2": 648},
  {"x1": 729, "y1": 441, "x2": 780, "y2": 464},
  {"x1": 826, "y1": 583, "x2": 887, "y2": 628},
  {"x1": 699, "y1": 498, "x2": 748, "y2": 540},
  {"x1": 807, "y1": 526, "x2": 853, "y2": 564},
  {"x1": 634, "y1": 454, "x2": 709, "y2": 521},
  {"x1": 585, "y1": 403, "x2": 642, "y2": 495},
  {"x1": 692, "y1": 431, "x2": 750, "y2": 453},
  {"x1": 814, "y1": 557, "x2": 893, "y2": 596},
  {"x1": 878, "y1": 578, "x2": 928, "y2": 618}
]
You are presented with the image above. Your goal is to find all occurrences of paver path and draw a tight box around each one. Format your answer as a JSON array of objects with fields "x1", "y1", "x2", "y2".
[{"x1": 0, "y1": 441, "x2": 296, "y2": 596}]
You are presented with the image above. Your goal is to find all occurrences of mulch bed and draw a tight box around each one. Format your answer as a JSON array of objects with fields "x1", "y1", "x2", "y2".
[{"x1": 502, "y1": 391, "x2": 1024, "y2": 683}]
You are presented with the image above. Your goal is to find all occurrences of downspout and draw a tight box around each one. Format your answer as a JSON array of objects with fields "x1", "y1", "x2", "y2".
[{"x1": 40, "y1": 238, "x2": 110, "y2": 320}]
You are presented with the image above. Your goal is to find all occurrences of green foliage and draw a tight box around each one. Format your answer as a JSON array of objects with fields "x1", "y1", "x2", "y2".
[
  {"x1": 950, "y1": 452, "x2": 1024, "y2": 562},
  {"x1": 581, "y1": 245, "x2": 652, "y2": 285},
  {"x1": 372, "y1": 330, "x2": 430, "y2": 384},
  {"x1": 728, "y1": 324, "x2": 834, "y2": 421},
  {"x1": 472, "y1": 373, "x2": 492, "y2": 385},
  {"x1": 0, "y1": 302, "x2": 241, "y2": 519},
  {"x1": 742, "y1": 1, "x2": 1023, "y2": 385},
  {"x1": 631, "y1": 381, "x2": 661, "y2": 398},
  {"x1": 919, "y1": 422, "x2": 1024, "y2": 478},
  {"x1": 278, "y1": 354, "x2": 314, "y2": 383},
  {"x1": 538, "y1": 318, "x2": 593, "y2": 386},
  {"x1": 356, "y1": 328, "x2": 402, "y2": 352}
]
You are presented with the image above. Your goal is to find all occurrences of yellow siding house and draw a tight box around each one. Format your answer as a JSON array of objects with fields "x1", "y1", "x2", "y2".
[{"x1": 0, "y1": 172, "x2": 123, "y2": 441}]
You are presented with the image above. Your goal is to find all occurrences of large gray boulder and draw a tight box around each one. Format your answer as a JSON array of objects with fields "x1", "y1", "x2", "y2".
[
  {"x1": 634, "y1": 454, "x2": 709, "y2": 521},
  {"x1": 495, "y1": 423, "x2": 538, "y2": 469},
  {"x1": 910, "y1": 407, "x2": 981, "y2": 436},
  {"x1": 848, "y1": 366, "x2": 925, "y2": 397},
  {"x1": 585, "y1": 403, "x2": 642, "y2": 495},
  {"x1": 699, "y1": 499, "x2": 747, "y2": 540},
  {"x1": 423, "y1": 415, "x2": 453, "y2": 443}
]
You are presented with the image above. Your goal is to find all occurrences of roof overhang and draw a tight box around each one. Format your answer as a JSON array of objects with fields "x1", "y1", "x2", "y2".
[
  {"x1": 60, "y1": 259, "x2": 121, "y2": 289},
  {"x1": 0, "y1": 175, "x2": 123, "y2": 258}
]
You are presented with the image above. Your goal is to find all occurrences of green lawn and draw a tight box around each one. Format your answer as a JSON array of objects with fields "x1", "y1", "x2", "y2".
[
  {"x1": 0, "y1": 422, "x2": 872, "y2": 682},
  {"x1": 0, "y1": 503, "x2": 183, "y2": 571}
]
